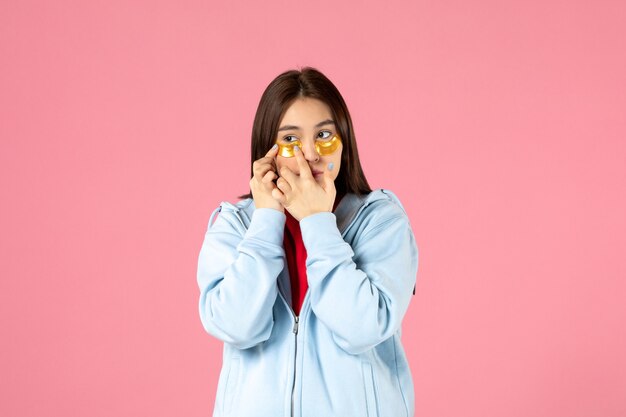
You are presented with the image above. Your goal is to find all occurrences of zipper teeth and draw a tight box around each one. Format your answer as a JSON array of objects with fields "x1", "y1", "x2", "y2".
[
  {"x1": 276, "y1": 290, "x2": 299, "y2": 417},
  {"x1": 245, "y1": 199, "x2": 368, "y2": 417},
  {"x1": 278, "y1": 206, "x2": 362, "y2": 416},
  {"x1": 291, "y1": 315, "x2": 298, "y2": 417}
]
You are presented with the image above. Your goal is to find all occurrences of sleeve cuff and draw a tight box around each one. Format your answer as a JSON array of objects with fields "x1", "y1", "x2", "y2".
[
  {"x1": 299, "y1": 212, "x2": 343, "y2": 250},
  {"x1": 244, "y1": 208, "x2": 286, "y2": 246}
]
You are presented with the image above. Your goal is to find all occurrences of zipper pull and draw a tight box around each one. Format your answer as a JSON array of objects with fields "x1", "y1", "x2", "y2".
[{"x1": 293, "y1": 316, "x2": 299, "y2": 334}]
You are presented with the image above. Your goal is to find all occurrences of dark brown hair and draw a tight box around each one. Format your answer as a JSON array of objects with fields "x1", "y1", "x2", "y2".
[{"x1": 237, "y1": 67, "x2": 372, "y2": 199}]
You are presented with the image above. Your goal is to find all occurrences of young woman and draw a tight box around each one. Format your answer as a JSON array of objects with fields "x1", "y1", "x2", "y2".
[{"x1": 197, "y1": 67, "x2": 419, "y2": 417}]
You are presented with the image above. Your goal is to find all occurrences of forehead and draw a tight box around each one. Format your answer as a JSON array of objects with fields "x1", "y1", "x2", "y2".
[{"x1": 280, "y1": 97, "x2": 333, "y2": 126}]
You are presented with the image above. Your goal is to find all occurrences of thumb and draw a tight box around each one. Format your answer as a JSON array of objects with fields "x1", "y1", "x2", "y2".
[{"x1": 322, "y1": 162, "x2": 335, "y2": 192}]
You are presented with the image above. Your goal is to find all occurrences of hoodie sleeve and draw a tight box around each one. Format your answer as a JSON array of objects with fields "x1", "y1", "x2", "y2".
[
  {"x1": 299, "y1": 202, "x2": 419, "y2": 355},
  {"x1": 197, "y1": 205, "x2": 286, "y2": 349}
]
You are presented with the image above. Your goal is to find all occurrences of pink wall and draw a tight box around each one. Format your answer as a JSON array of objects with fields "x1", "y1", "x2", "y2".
[{"x1": 1, "y1": 0, "x2": 625, "y2": 416}]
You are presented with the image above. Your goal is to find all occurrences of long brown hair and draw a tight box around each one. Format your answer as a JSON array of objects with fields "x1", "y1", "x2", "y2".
[{"x1": 237, "y1": 67, "x2": 372, "y2": 200}]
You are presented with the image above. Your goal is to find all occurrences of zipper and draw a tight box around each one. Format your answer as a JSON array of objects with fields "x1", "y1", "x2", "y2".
[
  {"x1": 277, "y1": 288, "x2": 311, "y2": 417},
  {"x1": 274, "y1": 202, "x2": 371, "y2": 417},
  {"x1": 229, "y1": 198, "x2": 372, "y2": 416},
  {"x1": 274, "y1": 289, "x2": 299, "y2": 417},
  {"x1": 291, "y1": 315, "x2": 299, "y2": 417},
  {"x1": 281, "y1": 203, "x2": 369, "y2": 416}
]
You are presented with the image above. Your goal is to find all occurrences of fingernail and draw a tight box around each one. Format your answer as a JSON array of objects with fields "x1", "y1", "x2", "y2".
[
  {"x1": 328, "y1": 162, "x2": 334, "y2": 170},
  {"x1": 272, "y1": 144, "x2": 277, "y2": 149},
  {"x1": 294, "y1": 145, "x2": 300, "y2": 152}
]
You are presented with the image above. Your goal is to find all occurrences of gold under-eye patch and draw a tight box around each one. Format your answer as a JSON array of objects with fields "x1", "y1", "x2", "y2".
[{"x1": 276, "y1": 134, "x2": 342, "y2": 158}]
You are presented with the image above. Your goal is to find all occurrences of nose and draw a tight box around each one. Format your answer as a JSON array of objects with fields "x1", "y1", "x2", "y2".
[{"x1": 301, "y1": 140, "x2": 319, "y2": 162}]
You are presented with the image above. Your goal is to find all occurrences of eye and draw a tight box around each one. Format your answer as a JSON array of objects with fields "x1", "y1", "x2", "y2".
[
  {"x1": 317, "y1": 130, "x2": 332, "y2": 140},
  {"x1": 283, "y1": 135, "x2": 299, "y2": 143}
]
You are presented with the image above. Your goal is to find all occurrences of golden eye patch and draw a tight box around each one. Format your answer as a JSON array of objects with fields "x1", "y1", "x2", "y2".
[{"x1": 276, "y1": 134, "x2": 342, "y2": 158}]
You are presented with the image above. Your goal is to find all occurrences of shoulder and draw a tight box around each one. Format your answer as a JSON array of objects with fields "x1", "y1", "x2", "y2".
[
  {"x1": 360, "y1": 188, "x2": 409, "y2": 221},
  {"x1": 350, "y1": 188, "x2": 412, "y2": 238},
  {"x1": 346, "y1": 190, "x2": 418, "y2": 258},
  {"x1": 219, "y1": 197, "x2": 254, "y2": 213},
  {"x1": 205, "y1": 198, "x2": 254, "y2": 232}
]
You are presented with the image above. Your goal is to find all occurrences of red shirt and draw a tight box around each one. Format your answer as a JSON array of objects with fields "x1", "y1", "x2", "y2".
[{"x1": 283, "y1": 192, "x2": 345, "y2": 316}]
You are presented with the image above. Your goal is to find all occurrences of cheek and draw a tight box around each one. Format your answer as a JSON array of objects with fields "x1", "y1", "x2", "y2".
[
  {"x1": 326, "y1": 151, "x2": 342, "y2": 178},
  {"x1": 332, "y1": 148, "x2": 343, "y2": 167},
  {"x1": 276, "y1": 157, "x2": 296, "y2": 174}
]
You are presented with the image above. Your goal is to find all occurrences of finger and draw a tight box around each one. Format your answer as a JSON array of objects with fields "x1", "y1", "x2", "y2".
[
  {"x1": 253, "y1": 144, "x2": 279, "y2": 171},
  {"x1": 253, "y1": 163, "x2": 274, "y2": 179},
  {"x1": 293, "y1": 145, "x2": 313, "y2": 179},
  {"x1": 271, "y1": 187, "x2": 287, "y2": 206},
  {"x1": 261, "y1": 170, "x2": 276, "y2": 184},
  {"x1": 322, "y1": 164, "x2": 335, "y2": 192},
  {"x1": 265, "y1": 143, "x2": 279, "y2": 157},
  {"x1": 253, "y1": 157, "x2": 278, "y2": 178},
  {"x1": 279, "y1": 166, "x2": 298, "y2": 187},
  {"x1": 276, "y1": 176, "x2": 292, "y2": 193}
]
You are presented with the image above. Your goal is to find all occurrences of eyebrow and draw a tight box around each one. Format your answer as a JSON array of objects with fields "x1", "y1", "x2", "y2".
[{"x1": 277, "y1": 119, "x2": 335, "y2": 132}]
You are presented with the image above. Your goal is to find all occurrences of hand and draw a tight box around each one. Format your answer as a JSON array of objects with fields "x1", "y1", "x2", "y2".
[
  {"x1": 250, "y1": 144, "x2": 284, "y2": 213},
  {"x1": 271, "y1": 145, "x2": 336, "y2": 221}
]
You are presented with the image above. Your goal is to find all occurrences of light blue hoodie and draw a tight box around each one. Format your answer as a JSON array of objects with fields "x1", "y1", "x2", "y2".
[{"x1": 197, "y1": 188, "x2": 419, "y2": 417}]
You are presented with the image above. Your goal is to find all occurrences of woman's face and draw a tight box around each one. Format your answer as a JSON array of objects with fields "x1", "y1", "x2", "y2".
[{"x1": 274, "y1": 97, "x2": 343, "y2": 186}]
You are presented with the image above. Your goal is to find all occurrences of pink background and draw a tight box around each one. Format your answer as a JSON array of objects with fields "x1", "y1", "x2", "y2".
[{"x1": 1, "y1": 0, "x2": 625, "y2": 416}]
